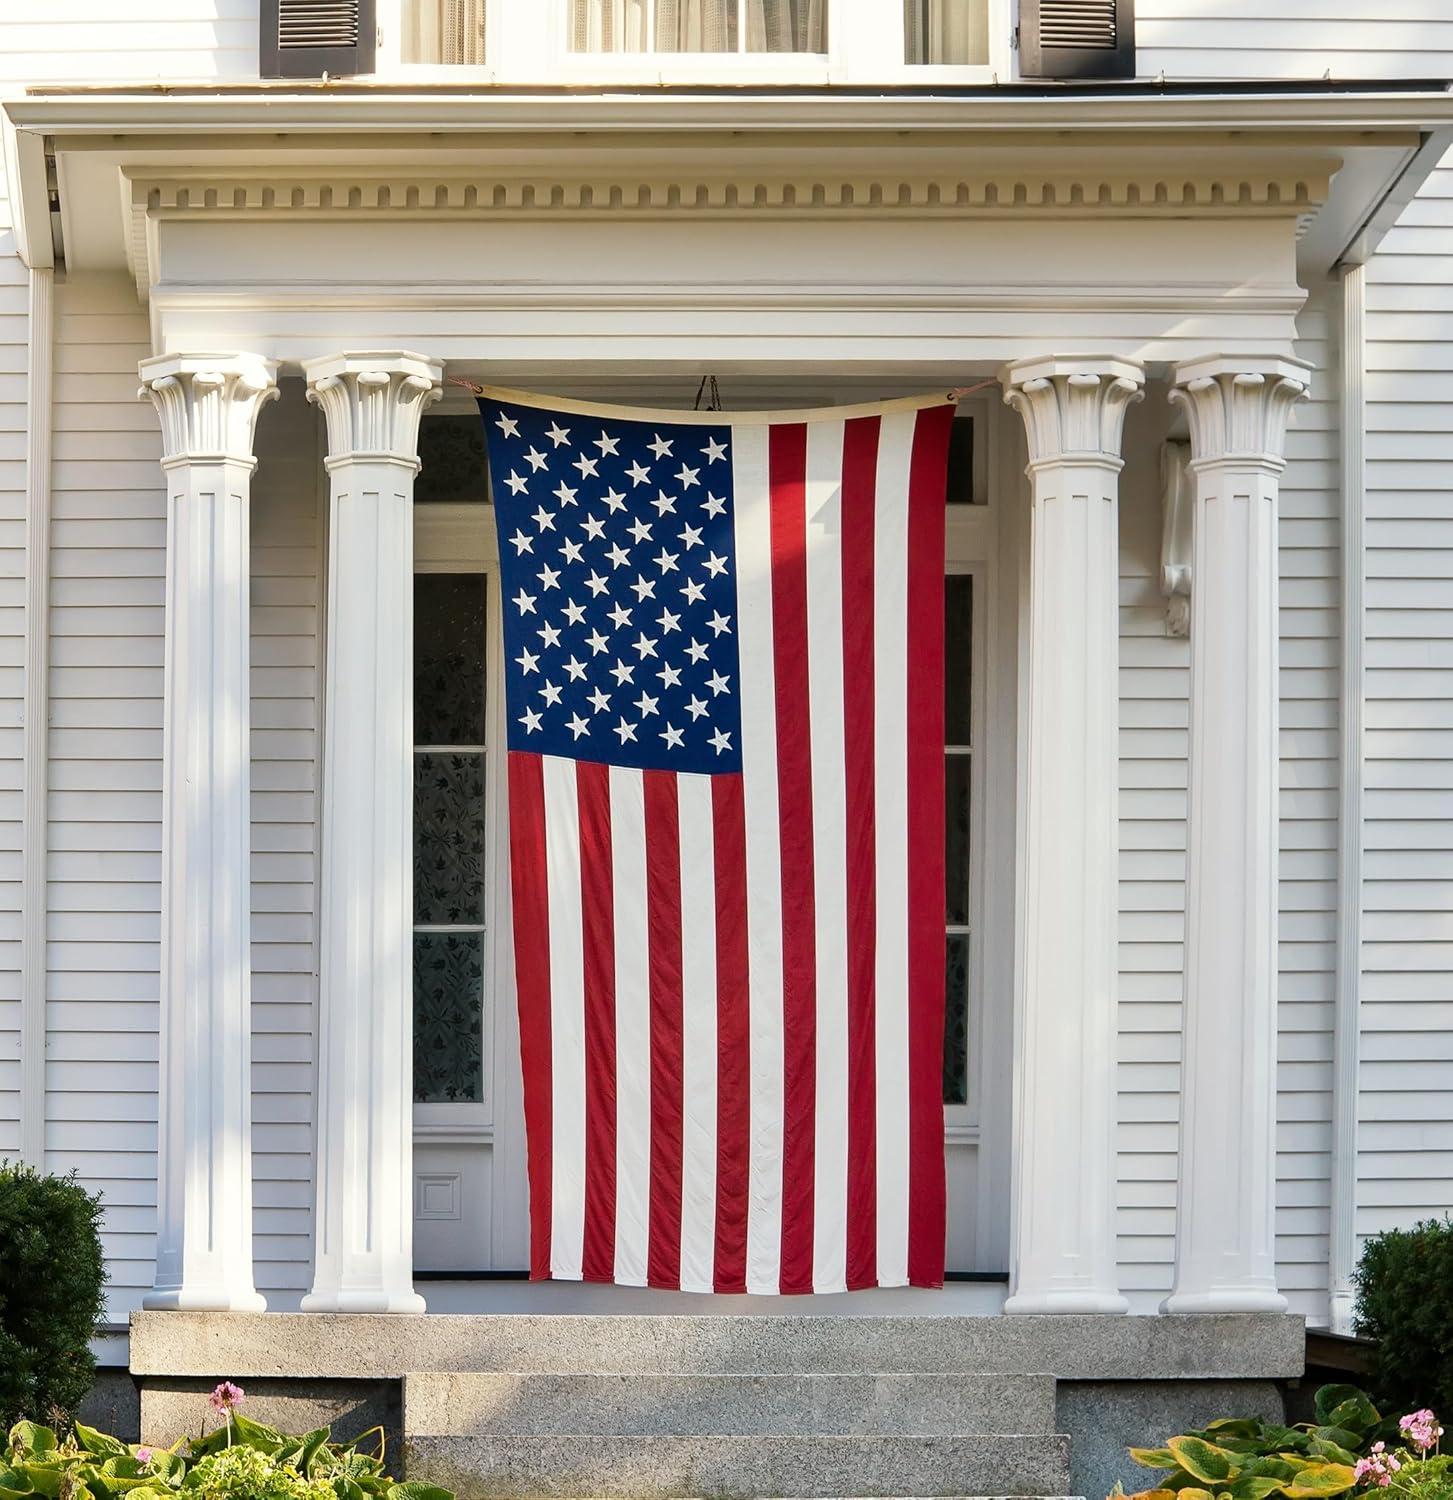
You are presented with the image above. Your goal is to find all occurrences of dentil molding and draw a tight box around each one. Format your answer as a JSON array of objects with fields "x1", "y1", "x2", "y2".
[
  {"x1": 999, "y1": 356, "x2": 1146, "y2": 469},
  {"x1": 137, "y1": 353, "x2": 280, "y2": 468},
  {"x1": 1170, "y1": 354, "x2": 1312, "y2": 469},
  {"x1": 303, "y1": 351, "x2": 445, "y2": 469}
]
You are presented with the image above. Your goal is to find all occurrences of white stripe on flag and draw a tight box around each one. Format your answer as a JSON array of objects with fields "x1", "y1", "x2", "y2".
[
  {"x1": 677, "y1": 772, "x2": 719, "y2": 1293},
  {"x1": 543, "y1": 753, "x2": 586, "y2": 1280},
  {"x1": 805, "y1": 418, "x2": 850, "y2": 1293},
  {"x1": 730, "y1": 422, "x2": 786, "y2": 1295},
  {"x1": 873, "y1": 411, "x2": 916, "y2": 1288},
  {"x1": 610, "y1": 764, "x2": 651, "y2": 1287}
]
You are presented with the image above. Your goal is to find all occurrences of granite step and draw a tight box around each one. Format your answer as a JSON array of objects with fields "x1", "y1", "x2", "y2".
[
  {"x1": 403, "y1": 1371, "x2": 1058, "y2": 1437},
  {"x1": 404, "y1": 1432, "x2": 1073, "y2": 1500}
]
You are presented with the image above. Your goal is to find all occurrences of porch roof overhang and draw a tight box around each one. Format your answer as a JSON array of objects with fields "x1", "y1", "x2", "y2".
[{"x1": 4, "y1": 81, "x2": 1452, "y2": 370}]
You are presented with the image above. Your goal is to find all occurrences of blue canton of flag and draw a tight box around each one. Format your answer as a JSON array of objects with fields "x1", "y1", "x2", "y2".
[{"x1": 482, "y1": 398, "x2": 743, "y2": 775}]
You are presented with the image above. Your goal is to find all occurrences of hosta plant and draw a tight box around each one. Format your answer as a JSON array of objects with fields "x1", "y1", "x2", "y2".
[{"x1": 1119, "y1": 1384, "x2": 1390, "y2": 1500}]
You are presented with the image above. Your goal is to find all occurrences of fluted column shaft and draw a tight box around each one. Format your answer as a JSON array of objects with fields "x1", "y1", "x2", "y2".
[
  {"x1": 303, "y1": 352, "x2": 442, "y2": 1314},
  {"x1": 1163, "y1": 355, "x2": 1310, "y2": 1314},
  {"x1": 139, "y1": 353, "x2": 278, "y2": 1311},
  {"x1": 1000, "y1": 356, "x2": 1143, "y2": 1314}
]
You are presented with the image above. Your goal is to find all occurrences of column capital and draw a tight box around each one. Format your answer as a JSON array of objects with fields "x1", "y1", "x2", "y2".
[
  {"x1": 1170, "y1": 354, "x2": 1312, "y2": 471},
  {"x1": 304, "y1": 350, "x2": 444, "y2": 470},
  {"x1": 138, "y1": 353, "x2": 279, "y2": 470},
  {"x1": 999, "y1": 356, "x2": 1145, "y2": 470}
]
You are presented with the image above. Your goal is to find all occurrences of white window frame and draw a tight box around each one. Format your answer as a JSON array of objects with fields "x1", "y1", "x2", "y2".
[{"x1": 375, "y1": 0, "x2": 1014, "y2": 84}]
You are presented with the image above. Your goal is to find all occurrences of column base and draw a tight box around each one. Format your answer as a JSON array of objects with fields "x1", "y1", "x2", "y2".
[
  {"x1": 144, "y1": 1284, "x2": 267, "y2": 1313},
  {"x1": 1004, "y1": 1288, "x2": 1129, "y2": 1315},
  {"x1": 301, "y1": 1286, "x2": 427, "y2": 1315},
  {"x1": 1161, "y1": 1286, "x2": 1288, "y2": 1315}
]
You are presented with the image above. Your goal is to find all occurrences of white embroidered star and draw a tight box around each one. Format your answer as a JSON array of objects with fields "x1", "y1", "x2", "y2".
[
  {"x1": 560, "y1": 537, "x2": 584, "y2": 565},
  {"x1": 685, "y1": 695, "x2": 709, "y2": 720},
  {"x1": 519, "y1": 707, "x2": 542, "y2": 733},
  {"x1": 581, "y1": 514, "x2": 607, "y2": 541},
  {"x1": 564, "y1": 655, "x2": 588, "y2": 681},
  {"x1": 685, "y1": 638, "x2": 709, "y2": 663},
  {"x1": 523, "y1": 446, "x2": 549, "y2": 472},
  {"x1": 709, "y1": 726, "x2": 733, "y2": 755},
  {"x1": 707, "y1": 669, "x2": 730, "y2": 695},
  {"x1": 605, "y1": 542, "x2": 631, "y2": 570},
  {"x1": 625, "y1": 460, "x2": 651, "y2": 487},
  {"x1": 539, "y1": 680, "x2": 563, "y2": 707},
  {"x1": 633, "y1": 632, "x2": 659, "y2": 659},
  {"x1": 701, "y1": 493, "x2": 726, "y2": 518},
  {"x1": 515, "y1": 647, "x2": 540, "y2": 675},
  {"x1": 584, "y1": 570, "x2": 609, "y2": 597},
  {"x1": 627, "y1": 516, "x2": 654, "y2": 544},
  {"x1": 505, "y1": 471, "x2": 529, "y2": 496},
  {"x1": 585, "y1": 628, "x2": 609, "y2": 656},
  {"x1": 707, "y1": 610, "x2": 732, "y2": 636},
  {"x1": 587, "y1": 685, "x2": 611, "y2": 714},
  {"x1": 566, "y1": 713, "x2": 590, "y2": 740},
  {"x1": 531, "y1": 505, "x2": 556, "y2": 531},
  {"x1": 545, "y1": 420, "x2": 571, "y2": 448},
  {"x1": 509, "y1": 529, "x2": 534, "y2": 555},
  {"x1": 657, "y1": 663, "x2": 682, "y2": 689},
  {"x1": 513, "y1": 589, "x2": 537, "y2": 615},
  {"x1": 647, "y1": 433, "x2": 674, "y2": 459},
  {"x1": 593, "y1": 430, "x2": 621, "y2": 457},
  {"x1": 661, "y1": 723, "x2": 684, "y2": 750},
  {"x1": 607, "y1": 601, "x2": 633, "y2": 630},
  {"x1": 680, "y1": 578, "x2": 706, "y2": 605},
  {"x1": 602, "y1": 487, "x2": 628, "y2": 513},
  {"x1": 678, "y1": 523, "x2": 703, "y2": 549},
  {"x1": 538, "y1": 621, "x2": 562, "y2": 649},
  {"x1": 536, "y1": 563, "x2": 561, "y2": 591},
  {"x1": 553, "y1": 481, "x2": 578, "y2": 507},
  {"x1": 675, "y1": 463, "x2": 700, "y2": 490},
  {"x1": 562, "y1": 598, "x2": 586, "y2": 626},
  {"x1": 654, "y1": 548, "x2": 680, "y2": 574},
  {"x1": 495, "y1": 412, "x2": 520, "y2": 439},
  {"x1": 572, "y1": 453, "x2": 600, "y2": 479},
  {"x1": 634, "y1": 691, "x2": 660, "y2": 718},
  {"x1": 651, "y1": 491, "x2": 677, "y2": 517},
  {"x1": 703, "y1": 551, "x2": 728, "y2": 578},
  {"x1": 629, "y1": 575, "x2": 657, "y2": 602},
  {"x1": 609, "y1": 659, "x2": 636, "y2": 686},
  {"x1": 657, "y1": 607, "x2": 681, "y2": 634},
  {"x1": 614, "y1": 717, "x2": 638, "y2": 743},
  {"x1": 701, "y1": 436, "x2": 727, "y2": 463}
]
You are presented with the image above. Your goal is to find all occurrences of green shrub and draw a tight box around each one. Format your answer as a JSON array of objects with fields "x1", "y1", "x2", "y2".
[
  {"x1": 1355, "y1": 1216, "x2": 1453, "y2": 1417},
  {"x1": 0, "y1": 1164, "x2": 107, "y2": 1432}
]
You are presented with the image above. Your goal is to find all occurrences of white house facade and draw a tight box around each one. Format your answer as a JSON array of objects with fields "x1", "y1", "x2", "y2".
[{"x1": 1, "y1": 3, "x2": 1452, "y2": 1492}]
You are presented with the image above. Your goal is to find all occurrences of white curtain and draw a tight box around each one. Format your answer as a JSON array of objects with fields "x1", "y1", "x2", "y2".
[
  {"x1": 403, "y1": 0, "x2": 486, "y2": 63},
  {"x1": 904, "y1": 0, "x2": 988, "y2": 64},
  {"x1": 571, "y1": 0, "x2": 825, "y2": 52}
]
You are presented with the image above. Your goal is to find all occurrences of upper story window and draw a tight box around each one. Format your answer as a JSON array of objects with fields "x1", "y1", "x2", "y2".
[
  {"x1": 904, "y1": 0, "x2": 988, "y2": 64},
  {"x1": 403, "y1": 0, "x2": 486, "y2": 63},
  {"x1": 570, "y1": 0, "x2": 825, "y2": 53}
]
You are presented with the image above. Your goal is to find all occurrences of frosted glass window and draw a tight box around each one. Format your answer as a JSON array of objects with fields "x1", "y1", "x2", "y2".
[{"x1": 904, "y1": 0, "x2": 989, "y2": 64}]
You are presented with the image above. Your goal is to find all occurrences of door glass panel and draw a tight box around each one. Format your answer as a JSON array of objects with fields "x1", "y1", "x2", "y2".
[
  {"x1": 414, "y1": 931, "x2": 486, "y2": 1102},
  {"x1": 415, "y1": 573, "x2": 487, "y2": 744},
  {"x1": 943, "y1": 934, "x2": 970, "y2": 1105},
  {"x1": 414, "y1": 752, "x2": 486, "y2": 925},
  {"x1": 945, "y1": 752, "x2": 971, "y2": 927},
  {"x1": 943, "y1": 573, "x2": 972, "y2": 1107}
]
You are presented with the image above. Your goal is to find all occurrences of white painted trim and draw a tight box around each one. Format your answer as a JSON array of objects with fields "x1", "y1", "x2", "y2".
[
  {"x1": 1329, "y1": 264, "x2": 1365, "y2": 1337},
  {"x1": 18, "y1": 266, "x2": 53, "y2": 1170}
]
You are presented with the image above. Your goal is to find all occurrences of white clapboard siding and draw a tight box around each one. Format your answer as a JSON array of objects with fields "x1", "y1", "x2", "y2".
[
  {"x1": 248, "y1": 381, "x2": 320, "y2": 1305},
  {"x1": 1137, "y1": 1, "x2": 1453, "y2": 80},
  {"x1": 0, "y1": 158, "x2": 25, "y2": 1157},
  {"x1": 1361, "y1": 156, "x2": 1453, "y2": 1244}
]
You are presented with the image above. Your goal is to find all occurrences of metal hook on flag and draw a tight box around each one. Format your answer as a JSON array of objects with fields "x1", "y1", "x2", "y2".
[{"x1": 946, "y1": 378, "x2": 999, "y2": 402}]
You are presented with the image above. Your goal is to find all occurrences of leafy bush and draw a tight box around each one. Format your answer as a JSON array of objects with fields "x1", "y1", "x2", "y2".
[
  {"x1": 0, "y1": 1164, "x2": 107, "y2": 1432},
  {"x1": 1, "y1": 1385, "x2": 455, "y2": 1500},
  {"x1": 1120, "y1": 1383, "x2": 1387, "y2": 1500},
  {"x1": 1355, "y1": 1217, "x2": 1453, "y2": 1418}
]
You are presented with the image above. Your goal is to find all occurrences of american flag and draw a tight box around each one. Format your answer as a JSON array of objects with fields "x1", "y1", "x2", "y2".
[{"x1": 481, "y1": 390, "x2": 952, "y2": 1294}]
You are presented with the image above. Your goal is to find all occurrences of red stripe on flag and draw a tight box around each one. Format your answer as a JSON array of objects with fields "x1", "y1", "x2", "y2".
[
  {"x1": 644, "y1": 769, "x2": 684, "y2": 1290},
  {"x1": 507, "y1": 750, "x2": 553, "y2": 1281},
  {"x1": 840, "y1": 414, "x2": 881, "y2": 1291},
  {"x1": 768, "y1": 421, "x2": 817, "y2": 1295},
  {"x1": 711, "y1": 772, "x2": 750, "y2": 1293},
  {"x1": 577, "y1": 758, "x2": 617, "y2": 1284},
  {"x1": 905, "y1": 405, "x2": 954, "y2": 1288}
]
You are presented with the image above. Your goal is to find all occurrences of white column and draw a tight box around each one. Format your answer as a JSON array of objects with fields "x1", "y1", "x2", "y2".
[
  {"x1": 1000, "y1": 357, "x2": 1143, "y2": 1315},
  {"x1": 1162, "y1": 355, "x2": 1309, "y2": 1315},
  {"x1": 139, "y1": 353, "x2": 279, "y2": 1311},
  {"x1": 302, "y1": 352, "x2": 442, "y2": 1314}
]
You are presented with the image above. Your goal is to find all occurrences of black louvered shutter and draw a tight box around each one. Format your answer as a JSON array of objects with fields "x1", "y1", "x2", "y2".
[
  {"x1": 1020, "y1": 0, "x2": 1135, "y2": 79},
  {"x1": 260, "y1": 0, "x2": 376, "y2": 77}
]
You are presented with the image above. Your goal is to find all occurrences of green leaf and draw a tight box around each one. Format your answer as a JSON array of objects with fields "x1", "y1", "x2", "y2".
[
  {"x1": 1178, "y1": 1489, "x2": 1218, "y2": 1500},
  {"x1": 384, "y1": 1485, "x2": 455, "y2": 1500},
  {"x1": 1218, "y1": 1477, "x2": 1285, "y2": 1500},
  {"x1": 1305, "y1": 1438, "x2": 1358, "y2": 1467},
  {"x1": 1312, "y1": 1388, "x2": 1362, "y2": 1426},
  {"x1": 73, "y1": 1431, "x2": 127, "y2": 1462},
  {"x1": 1167, "y1": 1438, "x2": 1239, "y2": 1485},
  {"x1": 7, "y1": 1430, "x2": 56, "y2": 1460},
  {"x1": 298, "y1": 1431, "x2": 331, "y2": 1477},
  {"x1": 1203, "y1": 1422, "x2": 1263, "y2": 1441},
  {"x1": 14, "y1": 1465, "x2": 60, "y2": 1498},
  {"x1": 0, "y1": 1467, "x2": 34, "y2": 1498},
  {"x1": 226, "y1": 1417, "x2": 284, "y2": 1455},
  {"x1": 1130, "y1": 1449, "x2": 1181, "y2": 1470},
  {"x1": 1279, "y1": 1463, "x2": 1358, "y2": 1498}
]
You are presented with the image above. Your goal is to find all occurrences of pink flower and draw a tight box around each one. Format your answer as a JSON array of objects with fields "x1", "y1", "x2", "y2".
[
  {"x1": 134, "y1": 1449, "x2": 153, "y2": 1467},
  {"x1": 1356, "y1": 1445, "x2": 1402, "y2": 1488},
  {"x1": 1399, "y1": 1409, "x2": 1443, "y2": 1453},
  {"x1": 208, "y1": 1381, "x2": 245, "y2": 1414}
]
